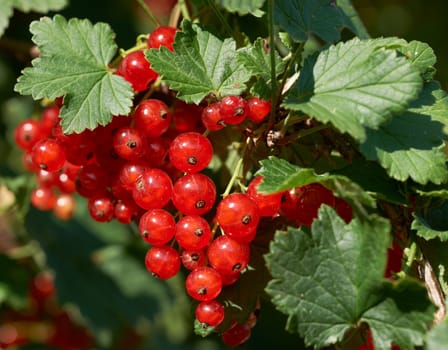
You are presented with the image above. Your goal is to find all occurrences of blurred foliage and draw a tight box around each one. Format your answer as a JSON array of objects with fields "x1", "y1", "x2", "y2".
[{"x1": 0, "y1": 0, "x2": 447, "y2": 349}]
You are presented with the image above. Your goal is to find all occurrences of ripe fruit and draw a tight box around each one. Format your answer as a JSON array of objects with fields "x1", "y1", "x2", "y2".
[
  {"x1": 295, "y1": 183, "x2": 335, "y2": 227},
  {"x1": 116, "y1": 50, "x2": 158, "y2": 92},
  {"x1": 133, "y1": 99, "x2": 172, "y2": 138},
  {"x1": 147, "y1": 26, "x2": 177, "y2": 51},
  {"x1": 175, "y1": 215, "x2": 212, "y2": 250},
  {"x1": 132, "y1": 168, "x2": 173, "y2": 210},
  {"x1": 207, "y1": 235, "x2": 250, "y2": 275},
  {"x1": 172, "y1": 173, "x2": 216, "y2": 215},
  {"x1": 113, "y1": 126, "x2": 147, "y2": 160},
  {"x1": 201, "y1": 103, "x2": 225, "y2": 131},
  {"x1": 185, "y1": 266, "x2": 223, "y2": 301},
  {"x1": 247, "y1": 96, "x2": 271, "y2": 123},
  {"x1": 31, "y1": 138, "x2": 66, "y2": 172},
  {"x1": 88, "y1": 195, "x2": 114, "y2": 222},
  {"x1": 247, "y1": 176, "x2": 283, "y2": 217},
  {"x1": 221, "y1": 321, "x2": 251, "y2": 347},
  {"x1": 14, "y1": 119, "x2": 43, "y2": 151},
  {"x1": 31, "y1": 187, "x2": 56, "y2": 211},
  {"x1": 216, "y1": 193, "x2": 260, "y2": 243},
  {"x1": 139, "y1": 209, "x2": 175, "y2": 246},
  {"x1": 219, "y1": 95, "x2": 248, "y2": 125},
  {"x1": 168, "y1": 132, "x2": 213, "y2": 173},
  {"x1": 145, "y1": 245, "x2": 180, "y2": 279},
  {"x1": 195, "y1": 300, "x2": 225, "y2": 327}
]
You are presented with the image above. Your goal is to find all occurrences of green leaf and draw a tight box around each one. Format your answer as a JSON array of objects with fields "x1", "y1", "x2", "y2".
[
  {"x1": 332, "y1": 160, "x2": 407, "y2": 205},
  {"x1": 237, "y1": 38, "x2": 285, "y2": 82},
  {"x1": 0, "y1": 0, "x2": 14, "y2": 39},
  {"x1": 360, "y1": 81, "x2": 448, "y2": 185},
  {"x1": 265, "y1": 206, "x2": 390, "y2": 347},
  {"x1": 412, "y1": 200, "x2": 448, "y2": 241},
  {"x1": 361, "y1": 278, "x2": 435, "y2": 350},
  {"x1": 146, "y1": 20, "x2": 251, "y2": 104},
  {"x1": 256, "y1": 156, "x2": 376, "y2": 210},
  {"x1": 426, "y1": 318, "x2": 448, "y2": 350},
  {"x1": 398, "y1": 41, "x2": 437, "y2": 81},
  {"x1": 283, "y1": 37, "x2": 423, "y2": 142},
  {"x1": 0, "y1": 0, "x2": 67, "y2": 38},
  {"x1": 273, "y1": 0, "x2": 344, "y2": 43},
  {"x1": 337, "y1": 0, "x2": 370, "y2": 39},
  {"x1": 13, "y1": 0, "x2": 67, "y2": 12},
  {"x1": 214, "y1": 0, "x2": 266, "y2": 16},
  {"x1": 14, "y1": 15, "x2": 133, "y2": 134},
  {"x1": 265, "y1": 206, "x2": 434, "y2": 349}
]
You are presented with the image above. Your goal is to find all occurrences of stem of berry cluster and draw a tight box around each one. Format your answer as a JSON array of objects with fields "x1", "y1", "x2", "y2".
[{"x1": 222, "y1": 137, "x2": 250, "y2": 198}]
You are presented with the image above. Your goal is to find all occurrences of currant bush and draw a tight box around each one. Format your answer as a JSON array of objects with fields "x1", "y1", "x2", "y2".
[{"x1": 7, "y1": 1, "x2": 448, "y2": 349}]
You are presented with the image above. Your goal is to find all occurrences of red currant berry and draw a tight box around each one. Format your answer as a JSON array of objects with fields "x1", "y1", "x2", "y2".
[
  {"x1": 221, "y1": 321, "x2": 251, "y2": 347},
  {"x1": 113, "y1": 126, "x2": 147, "y2": 160},
  {"x1": 14, "y1": 119, "x2": 44, "y2": 151},
  {"x1": 40, "y1": 105, "x2": 60, "y2": 135},
  {"x1": 31, "y1": 187, "x2": 56, "y2": 210},
  {"x1": 147, "y1": 26, "x2": 177, "y2": 51},
  {"x1": 88, "y1": 195, "x2": 115, "y2": 222},
  {"x1": 118, "y1": 160, "x2": 150, "y2": 190},
  {"x1": 56, "y1": 172, "x2": 76, "y2": 194},
  {"x1": 53, "y1": 193, "x2": 76, "y2": 221},
  {"x1": 117, "y1": 50, "x2": 158, "y2": 92},
  {"x1": 36, "y1": 168, "x2": 58, "y2": 188},
  {"x1": 139, "y1": 209, "x2": 175, "y2": 246},
  {"x1": 216, "y1": 193, "x2": 260, "y2": 243},
  {"x1": 144, "y1": 137, "x2": 170, "y2": 167},
  {"x1": 114, "y1": 197, "x2": 140, "y2": 224},
  {"x1": 31, "y1": 138, "x2": 66, "y2": 172},
  {"x1": 134, "y1": 99, "x2": 172, "y2": 138},
  {"x1": 169, "y1": 132, "x2": 213, "y2": 173},
  {"x1": 295, "y1": 183, "x2": 335, "y2": 227},
  {"x1": 172, "y1": 101, "x2": 203, "y2": 133},
  {"x1": 219, "y1": 95, "x2": 248, "y2": 125},
  {"x1": 185, "y1": 266, "x2": 223, "y2": 301},
  {"x1": 247, "y1": 96, "x2": 271, "y2": 123},
  {"x1": 207, "y1": 235, "x2": 250, "y2": 275},
  {"x1": 145, "y1": 245, "x2": 180, "y2": 279},
  {"x1": 247, "y1": 176, "x2": 283, "y2": 217},
  {"x1": 64, "y1": 131, "x2": 96, "y2": 166},
  {"x1": 195, "y1": 300, "x2": 225, "y2": 327},
  {"x1": 76, "y1": 163, "x2": 110, "y2": 197},
  {"x1": 180, "y1": 249, "x2": 207, "y2": 270},
  {"x1": 172, "y1": 173, "x2": 216, "y2": 215},
  {"x1": 175, "y1": 215, "x2": 211, "y2": 250},
  {"x1": 132, "y1": 168, "x2": 173, "y2": 210},
  {"x1": 201, "y1": 102, "x2": 225, "y2": 131}
]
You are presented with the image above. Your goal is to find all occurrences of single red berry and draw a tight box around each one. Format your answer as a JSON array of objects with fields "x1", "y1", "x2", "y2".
[
  {"x1": 195, "y1": 300, "x2": 225, "y2": 327},
  {"x1": 14, "y1": 119, "x2": 44, "y2": 151},
  {"x1": 216, "y1": 193, "x2": 260, "y2": 243},
  {"x1": 247, "y1": 96, "x2": 271, "y2": 123},
  {"x1": 88, "y1": 195, "x2": 115, "y2": 222},
  {"x1": 113, "y1": 126, "x2": 147, "y2": 160},
  {"x1": 117, "y1": 50, "x2": 158, "y2": 92},
  {"x1": 114, "y1": 197, "x2": 140, "y2": 224},
  {"x1": 201, "y1": 102, "x2": 225, "y2": 131},
  {"x1": 64, "y1": 131, "x2": 96, "y2": 166},
  {"x1": 219, "y1": 95, "x2": 248, "y2": 125},
  {"x1": 139, "y1": 209, "x2": 176, "y2": 246},
  {"x1": 31, "y1": 138, "x2": 66, "y2": 172},
  {"x1": 31, "y1": 187, "x2": 56, "y2": 210},
  {"x1": 207, "y1": 235, "x2": 250, "y2": 275},
  {"x1": 144, "y1": 136, "x2": 170, "y2": 167},
  {"x1": 172, "y1": 173, "x2": 216, "y2": 215},
  {"x1": 76, "y1": 163, "x2": 110, "y2": 197},
  {"x1": 134, "y1": 99, "x2": 172, "y2": 138},
  {"x1": 180, "y1": 249, "x2": 207, "y2": 270},
  {"x1": 221, "y1": 321, "x2": 251, "y2": 347},
  {"x1": 185, "y1": 266, "x2": 223, "y2": 301},
  {"x1": 118, "y1": 160, "x2": 150, "y2": 190},
  {"x1": 175, "y1": 215, "x2": 211, "y2": 250},
  {"x1": 172, "y1": 101, "x2": 203, "y2": 133},
  {"x1": 132, "y1": 168, "x2": 173, "y2": 210},
  {"x1": 53, "y1": 193, "x2": 76, "y2": 221},
  {"x1": 147, "y1": 26, "x2": 177, "y2": 51},
  {"x1": 168, "y1": 132, "x2": 213, "y2": 173},
  {"x1": 56, "y1": 172, "x2": 76, "y2": 194},
  {"x1": 247, "y1": 176, "x2": 283, "y2": 217},
  {"x1": 36, "y1": 168, "x2": 59, "y2": 188},
  {"x1": 145, "y1": 245, "x2": 180, "y2": 279},
  {"x1": 295, "y1": 183, "x2": 335, "y2": 226},
  {"x1": 40, "y1": 105, "x2": 61, "y2": 135}
]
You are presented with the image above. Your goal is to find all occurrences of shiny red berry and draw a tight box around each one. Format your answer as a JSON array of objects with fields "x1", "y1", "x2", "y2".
[
  {"x1": 31, "y1": 138, "x2": 66, "y2": 172},
  {"x1": 247, "y1": 96, "x2": 271, "y2": 123},
  {"x1": 172, "y1": 173, "x2": 216, "y2": 215},
  {"x1": 247, "y1": 176, "x2": 283, "y2": 217},
  {"x1": 175, "y1": 215, "x2": 211, "y2": 250},
  {"x1": 117, "y1": 50, "x2": 158, "y2": 92},
  {"x1": 219, "y1": 95, "x2": 248, "y2": 125},
  {"x1": 185, "y1": 266, "x2": 223, "y2": 301},
  {"x1": 201, "y1": 102, "x2": 225, "y2": 131},
  {"x1": 168, "y1": 132, "x2": 213, "y2": 173},
  {"x1": 14, "y1": 119, "x2": 44, "y2": 151},
  {"x1": 139, "y1": 209, "x2": 176, "y2": 246},
  {"x1": 132, "y1": 168, "x2": 173, "y2": 210},
  {"x1": 195, "y1": 300, "x2": 225, "y2": 327},
  {"x1": 207, "y1": 235, "x2": 250, "y2": 275},
  {"x1": 147, "y1": 26, "x2": 177, "y2": 51},
  {"x1": 145, "y1": 245, "x2": 181, "y2": 279},
  {"x1": 134, "y1": 99, "x2": 171, "y2": 138}
]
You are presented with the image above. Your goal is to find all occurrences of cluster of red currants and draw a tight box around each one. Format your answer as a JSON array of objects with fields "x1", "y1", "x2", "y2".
[{"x1": 13, "y1": 24, "x2": 354, "y2": 347}]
